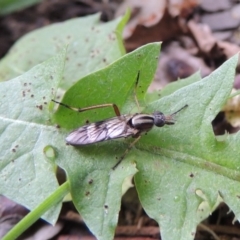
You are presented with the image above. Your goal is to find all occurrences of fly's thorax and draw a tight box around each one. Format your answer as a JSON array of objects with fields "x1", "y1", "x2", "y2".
[{"x1": 129, "y1": 113, "x2": 155, "y2": 131}]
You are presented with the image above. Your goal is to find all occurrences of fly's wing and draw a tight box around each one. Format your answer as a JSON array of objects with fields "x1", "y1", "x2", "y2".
[{"x1": 66, "y1": 115, "x2": 138, "y2": 145}]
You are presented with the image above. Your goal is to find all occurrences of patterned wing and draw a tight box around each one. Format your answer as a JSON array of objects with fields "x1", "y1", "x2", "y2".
[{"x1": 65, "y1": 115, "x2": 138, "y2": 145}]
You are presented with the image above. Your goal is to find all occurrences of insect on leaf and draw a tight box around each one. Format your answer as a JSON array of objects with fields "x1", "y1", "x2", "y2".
[{"x1": 52, "y1": 42, "x2": 161, "y2": 240}]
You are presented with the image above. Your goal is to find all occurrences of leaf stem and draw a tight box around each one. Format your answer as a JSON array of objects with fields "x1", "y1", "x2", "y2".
[{"x1": 2, "y1": 181, "x2": 70, "y2": 240}]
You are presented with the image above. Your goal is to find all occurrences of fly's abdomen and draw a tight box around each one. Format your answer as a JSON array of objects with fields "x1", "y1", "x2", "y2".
[{"x1": 65, "y1": 116, "x2": 132, "y2": 145}]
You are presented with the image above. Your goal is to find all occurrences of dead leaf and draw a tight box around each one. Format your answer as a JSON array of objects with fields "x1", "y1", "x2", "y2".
[
  {"x1": 115, "y1": 0, "x2": 199, "y2": 39},
  {"x1": 223, "y1": 89, "x2": 240, "y2": 127}
]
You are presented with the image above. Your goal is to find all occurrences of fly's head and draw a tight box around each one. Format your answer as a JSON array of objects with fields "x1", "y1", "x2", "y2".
[
  {"x1": 153, "y1": 104, "x2": 188, "y2": 127},
  {"x1": 153, "y1": 111, "x2": 174, "y2": 127}
]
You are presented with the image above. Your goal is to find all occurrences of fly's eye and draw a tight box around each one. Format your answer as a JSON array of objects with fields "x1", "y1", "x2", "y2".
[{"x1": 153, "y1": 111, "x2": 165, "y2": 127}]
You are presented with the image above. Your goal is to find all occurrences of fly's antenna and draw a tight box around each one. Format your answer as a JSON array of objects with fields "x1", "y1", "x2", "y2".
[
  {"x1": 164, "y1": 104, "x2": 188, "y2": 124},
  {"x1": 134, "y1": 71, "x2": 140, "y2": 112},
  {"x1": 52, "y1": 99, "x2": 73, "y2": 110},
  {"x1": 170, "y1": 104, "x2": 188, "y2": 116}
]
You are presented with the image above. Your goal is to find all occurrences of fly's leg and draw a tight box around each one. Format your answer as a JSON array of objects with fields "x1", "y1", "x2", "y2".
[
  {"x1": 52, "y1": 70, "x2": 141, "y2": 117},
  {"x1": 112, "y1": 135, "x2": 141, "y2": 170},
  {"x1": 134, "y1": 71, "x2": 140, "y2": 112},
  {"x1": 52, "y1": 99, "x2": 121, "y2": 117}
]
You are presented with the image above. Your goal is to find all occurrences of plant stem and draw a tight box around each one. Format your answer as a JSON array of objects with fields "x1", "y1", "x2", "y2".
[{"x1": 2, "y1": 181, "x2": 70, "y2": 240}]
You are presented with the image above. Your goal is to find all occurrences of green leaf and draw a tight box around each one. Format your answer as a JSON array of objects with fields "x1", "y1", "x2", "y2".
[
  {"x1": 134, "y1": 54, "x2": 240, "y2": 240},
  {"x1": 0, "y1": 0, "x2": 42, "y2": 15},
  {"x1": 53, "y1": 51, "x2": 239, "y2": 240},
  {"x1": 53, "y1": 42, "x2": 161, "y2": 240},
  {"x1": 0, "y1": 13, "x2": 127, "y2": 91},
  {"x1": 0, "y1": 48, "x2": 68, "y2": 224}
]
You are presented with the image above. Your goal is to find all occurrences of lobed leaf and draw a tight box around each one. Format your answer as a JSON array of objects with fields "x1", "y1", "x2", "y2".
[
  {"x1": 134, "y1": 54, "x2": 240, "y2": 240},
  {"x1": 0, "y1": 48, "x2": 67, "y2": 224}
]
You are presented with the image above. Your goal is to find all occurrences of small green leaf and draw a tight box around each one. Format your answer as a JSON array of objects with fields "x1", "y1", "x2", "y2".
[
  {"x1": 0, "y1": 13, "x2": 127, "y2": 92},
  {"x1": 52, "y1": 42, "x2": 160, "y2": 130},
  {"x1": 0, "y1": 0, "x2": 42, "y2": 15}
]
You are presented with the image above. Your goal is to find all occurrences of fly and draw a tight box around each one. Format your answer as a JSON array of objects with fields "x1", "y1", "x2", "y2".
[{"x1": 52, "y1": 72, "x2": 188, "y2": 169}]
